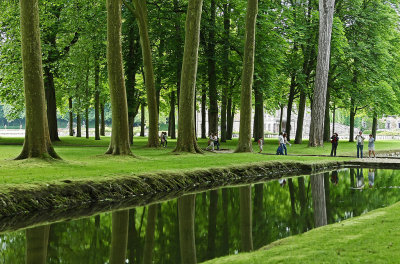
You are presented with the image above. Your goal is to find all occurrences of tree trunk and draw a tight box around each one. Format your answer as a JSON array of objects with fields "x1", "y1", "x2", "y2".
[
  {"x1": 76, "y1": 113, "x2": 81, "y2": 137},
  {"x1": 332, "y1": 103, "x2": 336, "y2": 133},
  {"x1": 127, "y1": 209, "x2": 139, "y2": 264},
  {"x1": 206, "y1": 190, "x2": 218, "y2": 260},
  {"x1": 17, "y1": 0, "x2": 59, "y2": 160},
  {"x1": 323, "y1": 88, "x2": 330, "y2": 142},
  {"x1": 44, "y1": 66, "x2": 60, "y2": 142},
  {"x1": 226, "y1": 93, "x2": 233, "y2": 140},
  {"x1": 169, "y1": 91, "x2": 176, "y2": 139},
  {"x1": 85, "y1": 107, "x2": 89, "y2": 139},
  {"x1": 174, "y1": 0, "x2": 183, "y2": 112},
  {"x1": 155, "y1": 39, "x2": 164, "y2": 114},
  {"x1": 69, "y1": 97, "x2": 74, "y2": 136},
  {"x1": 221, "y1": 188, "x2": 229, "y2": 255},
  {"x1": 254, "y1": 83, "x2": 264, "y2": 141},
  {"x1": 286, "y1": 75, "x2": 296, "y2": 140},
  {"x1": 349, "y1": 97, "x2": 355, "y2": 142},
  {"x1": 95, "y1": 60, "x2": 101, "y2": 140},
  {"x1": 311, "y1": 173, "x2": 327, "y2": 227},
  {"x1": 240, "y1": 185, "x2": 253, "y2": 252},
  {"x1": 100, "y1": 103, "x2": 105, "y2": 136},
  {"x1": 110, "y1": 210, "x2": 129, "y2": 264},
  {"x1": 207, "y1": 0, "x2": 218, "y2": 136},
  {"x1": 288, "y1": 178, "x2": 296, "y2": 218},
  {"x1": 174, "y1": 0, "x2": 203, "y2": 153},
  {"x1": 106, "y1": 0, "x2": 132, "y2": 155},
  {"x1": 308, "y1": 0, "x2": 335, "y2": 147},
  {"x1": 372, "y1": 113, "x2": 377, "y2": 140},
  {"x1": 140, "y1": 103, "x2": 145, "y2": 137},
  {"x1": 143, "y1": 204, "x2": 158, "y2": 264},
  {"x1": 85, "y1": 66, "x2": 90, "y2": 139},
  {"x1": 221, "y1": 1, "x2": 230, "y2": 143},
  {"x1": 235, "y1": 0, "x2": 258, "y2": 153},
  {"x1": 201, "y1": 85, "x2": 207, "y2": 138},
  {"x1": 294, "y1": 90, "x2": 306, "y2": 144},
  {"x1": 178, "y1": 194, "x2": 197, "y2": 264},
  {"x1": 26, "y1": 225, "x2": 50, "y2": 264},
  {"x1": 279, "y1": 105, "x2": 284, "y2": 134}
]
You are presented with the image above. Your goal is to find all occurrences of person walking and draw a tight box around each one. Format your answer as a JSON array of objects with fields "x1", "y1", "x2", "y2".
[
  {"x1": 161, "y1": 132, "x2": 168, "y2": 148},
  {"x1": 330, "y1": 133, "x2": 339, "y2": 157},
  {"x1": 277, "y1": 132, "x2": 285, "y2": 155},
  {"x1": 206, "y1": 134, "x2": 215, "y2": 151},
  {"x1": 257, "y1": 137, "x2": 264, "y2": 153},
  {"x1": 283, "y1": 133, "x2": 291, "y2": 155},
  {"x1": 355, "y1": 131, "x2": 365, "y2": 158},
  {"x1": 214, "y1": 133, "x2": 220, "y2": 150},
  {"x1": 368, "y1": 134, "x2": 376, "y2": 158}
]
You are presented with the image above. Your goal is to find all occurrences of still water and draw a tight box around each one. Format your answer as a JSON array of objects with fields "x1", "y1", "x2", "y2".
[{"x1": 1, "y1": 168, "x2": 400, "y2": 264}]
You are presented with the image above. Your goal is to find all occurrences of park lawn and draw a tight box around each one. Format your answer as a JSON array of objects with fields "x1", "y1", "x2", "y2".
[
  {"x1": 0, "y1": 136, "x2": 398, "y2": 190},
  {"x1": 202, "y1": 201, "x2": 400, "y2": 264}
]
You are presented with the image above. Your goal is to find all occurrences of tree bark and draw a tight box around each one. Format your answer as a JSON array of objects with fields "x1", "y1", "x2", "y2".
[
  {"x1": 76, "y1": 113, "x2": 81, "y2": 137},
  {"x1": 308, "y1": 0, "x2": 335, "y2": 147},
  {"x1": 26, "y1": 225, "x2": 50, "y2": 264},
  {"x1": 106, "y1": 0, "x2": 132, "y2": 155},
  {"x1": 221, "y1": 1, "x2": 230, "y2": 143},
  {"x1": 17, "y1": 0, "x2": 59, "y2": 160},
  {"x1": 94, "y1": 60, "x2": 101, "y2": 140},
  {"x1": 201, "y1": 85, "x2": 207, "y2": 138},
  {"x1": 206, "y1": 190, "x2": 218, "y2": 260},
  {"x1": 140, "y1": 103, "x2": 145, "y2": 137},
  {"x1": 69, "y1": 97, "x2": 74, "y2": 136},
  {"x1": 226, "y1": 95, "x2": 233, "y2": 140},
  {"x1": 279, "y1": 105, "x2": 284, "y2": 134},
  {"x1": 372, "y1": 113, "x2": 377, "y2": 140},
  {"x1": 178, "y1": 194, "x2": 197, "y2": 264},
  {"x1": 254, "y1": 82, "x2": 264, "y2": 141},
  {"x1": 174, "y1": 0, "x2": 183, "y2": 112},
  {"x1": 311, "y1": 173, "x2": 327, "y2": 227},
  {"x1": 349, "y1": 97, "x2": 355, "y2": 142},
  {"x1": 323, "y1": 88, "x2": 330, "y2": 142},
  {"x1": 100, "y1": 103, "x2": 105, "y2": 136},
  {"x1": 133, "y1": 0, "x2": 159, "y2": 147},
  {"x1": 294, "y1": 90, "x2": 306, "y2": 144},
  {"x1": 221, "y1": 188, "x2": 230, "y2": 255},
  {"x1": 240, "y1": 185, "x2": 253, "y2": 252},
  {"x1": 110, "y1": 210, "x2": 129, "y2": 264},
  {"x1": 44, "y1": 67, "x2": 60, "y2": 142},
  {"x1": 286, "y1": 74, "x2": 296, "y2": 140},
  {"x1": 235, "y1": 0, "x2": 258, "y2": 153},
  {"x1": 142, "y1": 204, "x2": 158, "y2": 264},
  {"x1": 174, "y1": 0, "x2": 204, "y2": 153}
]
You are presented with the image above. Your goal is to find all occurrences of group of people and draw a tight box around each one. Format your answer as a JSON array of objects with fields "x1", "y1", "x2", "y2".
[
  {"x1": 257, "y1": 132, "x2": 291, "y2": 154},
  {"x1": 206, "y1": 133, "x2": 220, "y2": 151},
  {"x1": 331, "y1": 131, "x2": 376, "y2": 158}
]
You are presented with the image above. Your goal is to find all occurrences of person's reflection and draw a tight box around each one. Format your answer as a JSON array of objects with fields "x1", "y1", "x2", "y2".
[
  {"x1": 240, "y1": 185, "x2": 253, "y2": 252},
  {"x1": 368, "y1": 169, "x2": 375, "y2": 188},
  {"x1": 356, "y1": 168, "x2": 365, "y2": 189},
  {"x1": 110, "y1": 210, "x2": 129, "y2": 264},
  {"x1": 311, "y1": 173, "x2": 327, "y2": 227},
  {"x1": 330, "y1": 171, "x2": 339, "y2": 185},
  {"x1": 26, "y1": 225, "x2": 50, "y2": 264},
  {"x1": 279, "y1": 178, "x2": 287, "y2": 187},
  {"x1": 178, "y1": 194, "x2": 196, "y2": 264}
]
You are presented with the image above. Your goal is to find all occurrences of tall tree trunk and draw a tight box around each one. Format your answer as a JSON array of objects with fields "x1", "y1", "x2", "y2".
[
  {"x1": 169, "y1": 91, "x2": 176, "y2": 139},
  {"x1": 17, "y1": 0, "x2": 59, "y2": 160},
  {"x1": 235, "y1": 0, "x2": 258, "y2": 153},
  {"x1": 100, "y1": 103, "x2": 105, "y2": 136},
  {"x1": 95, "y1": 60, "x2": 101, "y2": 140},
  {"x1": 308, "y1": 0, "x2": 335, "y2": 147},
  {"x1": 286, "y1": 74, "x2": 296, "y2": 140},
  {"x1": 110, "y1": 210, "x2": 129, "y2": 264},
  {"x1": 294, "y1": 90, "x2": 306, "y2": 144},
  {"x1": 174, "y1": 0, "x2": 183, "y2": 112},
  {"x1": 332, "y1": 103, "x2": 336, "y2": 133},
  {"x1": 140, "y1": 103, "x2": 145, "y2": 137},
  {"x1": 372, "y1": 113, "x2": 377, "y2": 140},
  {"x1": 221, "y1": 188, "x2": 229, "y2": 255},
  {"x1": 127, "y1": 209, "x2": 139, "y2": 264},
  {"x1": 221, "y1": 1, "x2": 230, "y2": 143},
  {"x1": 240, "y1": 185, "x2": 253, "y2": 252},
  {"x1": 254, "y1": 83, "x2": 264, "y2": 141},
  {"x1": 226, "y1": 99, "x2": 233, "y2": 140},
  {"x1": 106, "y1": 0, "x2": 132, "y2": 155},
  {"x1": 44, "y1": 66, "x2": 60, "y2": 142},
  {"x1": 26, "y1": 225, "x2": 50, "y2": 264},
  {"x1": 143, "y1": 204, "x2": 158, "y2": 264},
  {"x1": 288, "y1": 178, "x2": 296, "y2": 218},
  {"x1": 207, "y1": 0, "x2": 218, "y2": 136},
  {"x1": 85, "y1": 107, "x2": 89, "y2": 139},
  {"x1": 131, "y1": 0, "x2": 159, "y2": 147},
  {"x1": 76, "y1": 113, "x2": 81, "y2": 137},
  {"x1": 178, "y1": 194, "x2": 197, "y2": 264},
  {"x1": 174, "y1": 0, "x2": 204, "y2": 153},
  {"x1": 279, "y1": 105, "x2": 284, "y2": 134},
  {"x1": 349, "y1": 97, "x2": 355, "y2": 142},
  {"x1": 85, "y1": 66, "x2": 90, "y2": 139},
  {"x1": 206, "y1": 190, "x2": 218, "y2": 260},
  {"x1": 311, "y1": 173, "x2": 327, "y2": 227},
  {"x1": 157, "y1": 204, "x2": 166, "y2": 263},
  {"x1": 155, "y1": 38, "x2": 165, "y2": 113},
  {"x1": 201, "y1": 85, "x2": 207, "y2": 138},
  {"x1": 69, "y1": 97, "x2": 74, "y2": 136},
  {"x1": 323, "y1": 88, "x2": 330, "y2": 142}
]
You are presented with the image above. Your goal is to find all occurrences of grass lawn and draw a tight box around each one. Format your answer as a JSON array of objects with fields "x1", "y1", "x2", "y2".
[
  {"x1": 0, "y1": 136, "x2": 398, "y2": 190},
  {"x1": 202, "y1": 201, "x2": 400, "y2": 264}
]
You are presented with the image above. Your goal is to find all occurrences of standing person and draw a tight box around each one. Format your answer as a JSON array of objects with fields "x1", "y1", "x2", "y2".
[
  {"x1": 368, "y1": 134, "x2": 376, "y2": 158},
  {"x1": 257, "y1": 137, "x2": 264, "y2": 153},
  {"x1": 355, "y1": 131, "x2": 365, "y2": 158},
  {"x1": 214, "y1": 133, "x2": 220, "y2": 150},
  {"x1": 162, "y1": 132, "x2": 168, "y2": 148},
  {"x1": 330, "y1": 133, "x2": 339, "y2": 157},
  {"x1": 368, "y1": 168, "x2": 375, "y2": 188},
  {"x1": 283, "y1": 133, "x2": 291, "y2": 155},
  {"x1": 278, "y1": 132, "x2": 285, "y2": 155},
  {"x1": 206, "y1": 134, "x2": 215, "y2": 151},
  {"x1": 160, "y1": 132, "x2": 165, "y2": 147}
]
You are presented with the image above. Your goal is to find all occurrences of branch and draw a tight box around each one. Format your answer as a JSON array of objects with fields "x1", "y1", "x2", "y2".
[
  {"x1": 61, "y1": 32, "x2": 79, "y2": 57},
  {"x1": 122, "y1": 0, "x2": 138, "y2": 18}
]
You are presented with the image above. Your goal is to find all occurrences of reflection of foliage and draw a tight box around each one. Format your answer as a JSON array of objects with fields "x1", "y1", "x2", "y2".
[{"x1": 1, "y1": 169, "x2": 400, "y2": 263}]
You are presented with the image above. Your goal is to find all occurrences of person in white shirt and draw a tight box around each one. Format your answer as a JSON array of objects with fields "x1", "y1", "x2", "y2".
[
  {"x1": 355, "y1": 131, "x2": 365, "y2": 158},
  {"x1": 283, "y1": 133, "x2": 291, "y2": 155},
  {"x1": 278, "y1": 132, "x2": 285, "y2": 155},
  {"x1": 206, "y1": 134, "x2": 215, "y2": 151}
]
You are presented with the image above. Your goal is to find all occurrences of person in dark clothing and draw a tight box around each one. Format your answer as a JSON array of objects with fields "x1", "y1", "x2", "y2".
[{"x1": 330, "y1": 133, "x2": 339, "y2": 157}]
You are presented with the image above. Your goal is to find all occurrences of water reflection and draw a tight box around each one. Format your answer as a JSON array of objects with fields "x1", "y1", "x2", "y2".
[{"x1": 2, "y1": 169, "x2": 400, "y2": 263}]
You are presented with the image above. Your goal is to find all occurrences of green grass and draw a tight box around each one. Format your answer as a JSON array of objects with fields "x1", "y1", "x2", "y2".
[
  {"x1": 0, "y1": 136, "x2": 399, "y2": 190},
  {"x1": 203, "y1": 201, "x2": 400, "y2": 264}
]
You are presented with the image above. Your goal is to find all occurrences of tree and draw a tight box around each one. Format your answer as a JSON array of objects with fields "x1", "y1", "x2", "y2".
[
  {"x1": 308, "y1": 0, "x2": 335, "y2": 147},
  {"x1": 16, "y1": 0, "x2": 60, "y2": 160},
  {"x1": 174, "y1": 0, "x2": 204, "y2": 153},
  {"x1": 110, "y1": 210, "x2": 129, "y2": 264},
  {"x1": 178, "y1": 194, "x2": 197, "y2": 264},
  {"x1": 106, "y1": 0, "x2": 132, "y2": 155},
  {"x1": 235, "y1": 0, "x2": 258, "y2": 153},
  {"x1": 26, "y1": 225, "x2": 50, "y2": 264}
]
